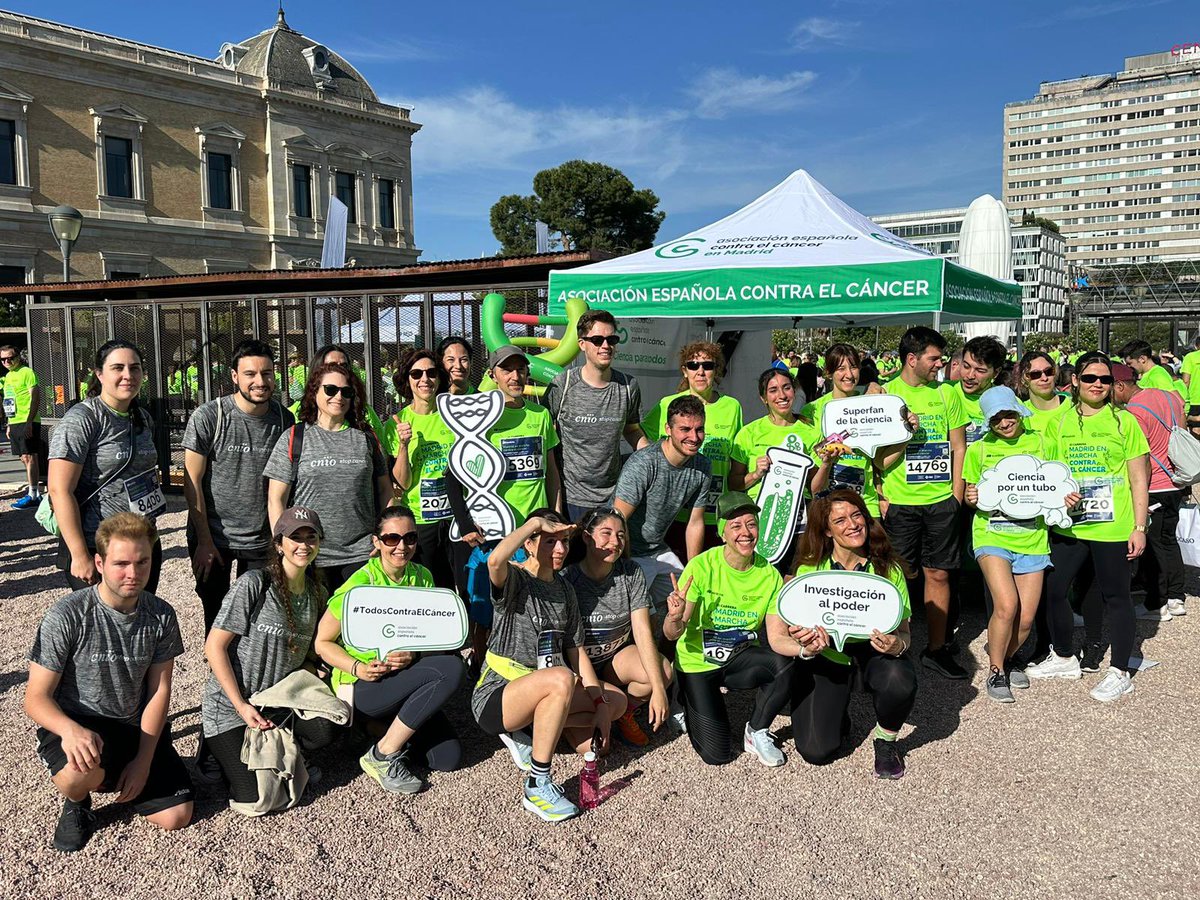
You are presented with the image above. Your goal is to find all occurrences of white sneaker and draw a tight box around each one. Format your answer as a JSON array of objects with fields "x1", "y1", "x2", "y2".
[
  {"x1": 1166, "y1": 598, "x2": 1187, "y2": 617},
  {"x1": 1134, "y1": 603, "x2": 1172, "y2": 622},
  {"x1": 1026, "y1": 652, "x2": 1082, "y2": 680},
  {"x1": 1089, "y1": 666, "x2": 1134, "y2": 702},
  {"x1": 498, "y1": 732, "x2": 532, "y2": 772},
  {"x1": 669, "y1": 703, "x2": 688, "y2": 734},
  {"x1": 743, "y1": 724, "x2": 785, "y2": 767}
]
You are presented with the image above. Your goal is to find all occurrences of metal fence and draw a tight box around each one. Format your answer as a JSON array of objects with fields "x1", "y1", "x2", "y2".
[{"x1": 26, "y1": 284, "x2": 549, "y2": 487}]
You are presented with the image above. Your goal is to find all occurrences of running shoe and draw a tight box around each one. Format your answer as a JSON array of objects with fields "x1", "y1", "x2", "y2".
[
  {"x1": 614, "y1": 708, "x2": 649, "y2": 747},
  {"x1": 986, "y1": 668, "x2": 1014, "y2": 703},
  {"x1": 1079, "y1": 643, "x2": 1105, "y2": 674},
  {"x1": 920, "y1": 646, "x2": 969, "y2": 680},
  {"x1": 498, "y1": 732, "x2": 532, "y2": 772},
  {"x1": 52, "y1": 797, "x2": 96, "y2": 853},
  {"x1": 359, "y1": 745, "x2": 423, "y2": 795},
  {"x1": 743, "y1": 723, "x2": 785, "y2": 767},
  {"x1": 12, "y1": 494, "x2": 37, "y2": 510},
  {"x1": 669, "y1": 702, "x2": 688, "y2": 734},
  {"x1": 1134, "y1": 603, "x2": 1172, "y2": 622},
  {"x1": 1025, "y1": 652, "x2": 1081, "y2": 680},
  {"x1": 1166, "y1": 598, "x2": 1187, "y2": 617},
  {"x1": 1006, "y1": 662, "x2": 1030, "y2": 690},
  {"x1": 873, "y1": 739, "x2": 905, "y2": 780},
  {"x1": 522, "y1": 775, "x2": 580, "y2": 822},
  {"x1": 1089, "y1": 666, "x2": 1134, "y2": 703}
]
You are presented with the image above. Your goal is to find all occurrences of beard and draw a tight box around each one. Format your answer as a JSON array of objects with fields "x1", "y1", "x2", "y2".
[{"x1": 236, "y1": 384, "x2": 272, "y2": 406}]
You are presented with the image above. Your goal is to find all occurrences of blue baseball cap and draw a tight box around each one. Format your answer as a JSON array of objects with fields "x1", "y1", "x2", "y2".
[{"x1": 979, "y1": 385, "x2": 1031, "y2": 423}]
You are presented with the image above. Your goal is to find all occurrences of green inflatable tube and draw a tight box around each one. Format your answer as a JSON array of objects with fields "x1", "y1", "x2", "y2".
[{"x1": 479, "y1": 292, "x2": 587, "y2": 390}]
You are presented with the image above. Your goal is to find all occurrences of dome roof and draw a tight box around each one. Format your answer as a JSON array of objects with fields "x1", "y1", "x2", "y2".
[{"x1": 221, "y1": 9, "x2": 378, "y2": 102}]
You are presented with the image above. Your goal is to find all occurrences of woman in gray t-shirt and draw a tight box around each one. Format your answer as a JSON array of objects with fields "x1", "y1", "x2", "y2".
[{"x1": 48, "y1": 341, "x2": 165, "y2": 592}]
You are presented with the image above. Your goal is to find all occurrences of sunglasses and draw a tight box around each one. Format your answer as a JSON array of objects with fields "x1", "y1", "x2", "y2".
[
  {"x1": 1078, "y1": 374, "x2": 1114, "y2": 385},
  {"x1": 582, "y1": 335, "x2": 621, "y2": 347},
  {"x1": 0, "y1": 356, "x2": 15, "y2": 363},
  {"x1": 685, "y1": 360, "x2": 716, "y2": 372},
  {"x1": 377, "y1": 531, "x2": 419, "y2": 547},
  {"x1": 1026, "y1": 368, "x2": 1054, "y2": 380},
  {"x1": 409, "y1": 367, "x2": 438, "y2": 380},
  {"x1": 321, "y1": 384, "x2": 354, "y2": 398}
]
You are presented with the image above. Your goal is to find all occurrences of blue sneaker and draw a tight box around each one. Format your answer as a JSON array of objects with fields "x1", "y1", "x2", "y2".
[
  {"x1": 498, "y1": 732, "x2": 532, "y2": 772},
  {"x1": 13, "y1": 494, "x2": 37, "y2": 510},
  {"x1": 522, "y1": 775, "x2": 580, "y2": 822}
]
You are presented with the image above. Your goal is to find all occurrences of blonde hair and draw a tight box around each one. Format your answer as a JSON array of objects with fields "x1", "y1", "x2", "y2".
[{"x1": 95, "y1": 512, "x2": 158, "y2": 558}]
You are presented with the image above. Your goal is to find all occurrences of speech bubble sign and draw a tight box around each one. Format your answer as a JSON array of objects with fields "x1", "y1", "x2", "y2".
[
  {"x1": 975, "y1": 454, "x2": 1078, "y2": 530},
  {"x1": 341, "y1": 585, "x2": 468, "y2": 658},
  {"x1": 756, "y1": 440, "x2": 814, "y2": 565},
  {"x1": 775, "y1": 570, "x2": 903, "y2": 651},
  {"x1": 820, "y1": 394, "x2": 913, "y2": 457}
]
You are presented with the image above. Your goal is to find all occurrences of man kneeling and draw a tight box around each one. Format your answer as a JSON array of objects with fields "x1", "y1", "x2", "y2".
[{"x1": 25, "y1": 512, "x2": 193, "y2": 852}]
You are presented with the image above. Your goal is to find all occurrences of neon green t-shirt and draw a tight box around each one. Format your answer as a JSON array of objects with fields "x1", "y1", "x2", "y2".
[
  {"x1": 2, "y1": 364, "x2": 39, "y2": 424},
  {"x1": 675, "y1": 546, "x2": 782, "y2": 674},
  {"x1": 1138, "y1": 365, "x2": 1175, "y2": 394},
  {"x1": 1180, "y1": 350, "x2": 1200, "y2": 404},
  {"x1": 798, "y1": 392, "x2": 881, "y2": 517},
  {"x1": 770, "y1": 559, "x2": 911, "y2": 665},
  {"x1": 730, "y1": 415, "x2": 819, "y2": 502},
  {"x1": 880, "y1": 378, "x2": 968, "y2": 506},
  {"x1": 643, "y1": 392, "x2": 743, "y2": 524},
  {"x1": 1047, "y1": 406, "x2": 1150, "y2": 543},
  {"x1": 945, "y1": 381, "x2": 990, "y2": 446},
  {"x1": 326, "y1": 558, "x2": 434, "y2": 688},
  {"x1": 1025, "y1": 395, "x2": 1070, "y2": 435},
  {"x1": 382, "y1": 407, "x2": 455, "y2": 525},
  {"x1": 962, "y1": 428, "x2": 1051, "y2": 556},
  {"x1": 489, "y1": 399, "x2": 559, "y2": 528}
]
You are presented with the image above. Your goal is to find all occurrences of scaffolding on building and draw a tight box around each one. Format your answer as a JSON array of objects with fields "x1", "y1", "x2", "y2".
[{"x1": 1070, "y1": 259, "x2": 1200, "y2": 349}]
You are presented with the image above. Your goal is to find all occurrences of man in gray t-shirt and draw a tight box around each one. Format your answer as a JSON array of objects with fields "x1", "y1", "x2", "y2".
[
  {"x1": 544, "y1": 311, "x2": 646, "y2": 520},
  {"x1": 183, "y1": 340, "x2": 294, "y2": 632}
]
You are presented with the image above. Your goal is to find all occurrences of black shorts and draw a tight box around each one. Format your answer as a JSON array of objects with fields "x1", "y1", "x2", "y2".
[
  {"x1": 9, "y1": 420, "x2": 41, "y2": 456},
  {"x1": 36, "y1": 715, "x2": 194, "y2": 816},
  {"x1": 475, "y1": 682, "x2": 509, "y2": 736},
  {"x1": 1189, "y1": 405, "x2": 1200, "y2": 419},
  {"x1": 884, "y1": 495, "x2": 961, "y2": 572}
]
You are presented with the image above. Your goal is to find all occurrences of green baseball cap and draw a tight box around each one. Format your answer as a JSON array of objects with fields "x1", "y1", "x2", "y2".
[{"x1": 716, "y1": 491, "x2": 759, "y2": 522}]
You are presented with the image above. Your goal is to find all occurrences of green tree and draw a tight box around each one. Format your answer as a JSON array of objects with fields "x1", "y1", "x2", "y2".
[{"x1": 490, "y1": 160, "x2": 665, "y2": 257}]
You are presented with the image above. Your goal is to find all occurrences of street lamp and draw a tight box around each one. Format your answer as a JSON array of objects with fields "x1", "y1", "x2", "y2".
[{"x1": 47, "y1": 205, "x2": 84, "y2": 283}]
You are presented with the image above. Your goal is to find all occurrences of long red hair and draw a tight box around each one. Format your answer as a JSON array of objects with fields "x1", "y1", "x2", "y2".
[{"x1": 794, "y1": 489, "x2": 911, "y2": 580}]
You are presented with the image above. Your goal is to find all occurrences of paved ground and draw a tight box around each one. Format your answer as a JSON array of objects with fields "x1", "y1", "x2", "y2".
[{"x1": 0, "y1": 497, "x2": 1197, "y2": 899}]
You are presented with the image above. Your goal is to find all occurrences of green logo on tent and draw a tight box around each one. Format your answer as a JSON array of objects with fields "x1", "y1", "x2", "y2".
[
  {"x1": 617, "y1": 326, "x2": 629, "y2": 343},
  {"x1": 655, "y1": 238, "x2": 706, "y2": 259}
]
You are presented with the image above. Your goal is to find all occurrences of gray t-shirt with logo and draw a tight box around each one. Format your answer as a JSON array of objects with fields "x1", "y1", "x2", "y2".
[
  {"x1": 183, "y1": 397, "x2": 294, "y2": 552},
  {"x1": 29, "y1": 587, "x2": 184, "y2": 725},
  {"x1": 562, "y1": 558, "x2": 650, "y2": 665},
  {"x1": 48, "y1": 398, "x2": 162, "y2": 538},
  {"x1": 545, "y1": 368, "x2": 642, "y2": 506},
  {"x1": 262, "y1": 424, "x2": 386, "y2": 566},
  {"x1": 201, "y1": 570, "x2": 320, "y2": 738},
  {"x1": 614, "y1": 442, "x2": 711, "y2": 557}
]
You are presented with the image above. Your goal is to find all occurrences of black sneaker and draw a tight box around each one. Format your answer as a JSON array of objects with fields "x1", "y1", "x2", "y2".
[
  {"x1": 873, "y1": 739, "x2": 905, "y2": 779},
  {"x1": 192, "y1": 737, "x2": 224, "y2": 786},
  {"x1": 920, "y1": 646, "x2": 969, "y2": 680},
  {"x1": 52, "y1": 797, "x2": 96, "y2": 853},
  {"x1": 1079, "y1": 643, "x2": 1105, "y2": 674}
]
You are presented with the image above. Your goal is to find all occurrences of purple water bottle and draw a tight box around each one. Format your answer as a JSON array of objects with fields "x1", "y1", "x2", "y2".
[{"x1": 579, "y1": 752, "x2": 600, "y2": 810}]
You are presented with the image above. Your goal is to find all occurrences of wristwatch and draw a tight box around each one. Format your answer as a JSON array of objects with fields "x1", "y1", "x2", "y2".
[{"x1": 1134, "y1": 524, "x2": 1149, "y2": 533}]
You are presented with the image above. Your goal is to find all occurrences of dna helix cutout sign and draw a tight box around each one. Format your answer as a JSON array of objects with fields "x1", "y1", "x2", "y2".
[{"x1": 437, "y1": 392, "x2": 517, "y2": 542}]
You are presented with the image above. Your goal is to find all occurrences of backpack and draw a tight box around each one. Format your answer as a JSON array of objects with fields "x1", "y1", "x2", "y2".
[{"x1": 1127, "y1": 399, "x2": 1200, "y2": 487}]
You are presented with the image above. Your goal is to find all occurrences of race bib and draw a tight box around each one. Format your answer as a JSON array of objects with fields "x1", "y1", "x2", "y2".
[
  {"x1": 965, "y1": 420, "x2": 986, "y2": 445},
  {"x1": 702, "y1": 628, "x2": 756, "y2": 665},
  {"x1": 704, "y1": 473, "x2": 724, "y2": 513},
  {"x1": 2, "y1": 396, "x2": 15, "y2": 416},
  {"x1": 537, "y1": 629, "x2": 565, "y2": 669},
  {"x1": 582, "y1": 624, "x2": 631, "y2": 664},
  {"x1": 905, "y1": 441, "x2": 951, "y2": 484},
  {"x1": 124, "y1": 469, "x2": 166, "y2": 518},
  {"x1": 500, "y1": 436, "x2": 544, "y2": 482},
  {"x1": 418, "y1": 477, "x2": 452, "y2": 521},
  {"x1": 1071, "y1": 478, "x2": 1115, "y2": 524},
  {"x1": 830, "y1": 461, "x2": 866, "y2": 494},
  {"x1": 987, "y1": 511, "x2": 1039, "y2": 534}
]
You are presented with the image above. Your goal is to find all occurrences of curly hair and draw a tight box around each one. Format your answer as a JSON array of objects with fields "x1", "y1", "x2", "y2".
[
  {"x1": 793, "y1": 489, "x2": 911, "y2": 581},
  {"x1": 394, "y1": 348, "x2": 448, "y2": 403},
  {"x1": 298, "y1": 362, "x2": 369, "y2": 432},
  {"x1": 676, "y1": 340, "x2": 725, "y2": 392},
  {"x1": 263, "y1": 535, "x2": 327, "y2": 656}
]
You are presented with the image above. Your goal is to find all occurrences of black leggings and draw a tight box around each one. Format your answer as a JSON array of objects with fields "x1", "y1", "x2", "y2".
[
  {"x1": 415, "y1": 520, "x2": 456, "y2": 592},
  {"x1": 791, "y1": 645, "x2": 917, "y2": 765},
  {"x1": 186, "y1": 535, "x2": 267, "y2": 633},
  {"x1": 207, "y1": 710, "x2": 339, "y2": 804},
  {"x1": 60, "y1": 537, "x2": 163, "y2": 594},
  {"x1": 676, "y1": 646, "x2": 795, "y2": 766},
  {"x1": 353, "y1": 655, "x2": 464, "y2": 772},
  {"x1": 1047, "y1": 533, "x2": 1135, "y2": 671}
]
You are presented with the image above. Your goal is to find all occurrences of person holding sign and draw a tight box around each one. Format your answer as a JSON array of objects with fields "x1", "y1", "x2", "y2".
[
  {"x1": 767, "y1": 490, "x2": 914, "y2": 779},
  {"x1": 962, "y1": 387, "x2": 1057, "y2": 703},
  {"x1": 315, "y1": 507, "x2": 465, "y2": 796},
  {"x1": 474, "y1": 510, "x2": 626, "y2": 823},
  {"x1": 663, "y1": 492, "x2": 795, "y2": 767},
  {"x1": 563, "y1": 508, "x2": 673, "y2": 748},
  {"x1": 48, "y1": 341, "x2": 167, "y2": 593},
  {"x1": 203, "y1": 507, "x2": 337, "y2": 806},
  {"x1": 1028, "y1": 354, "x2": 1151, "y2": 703},
  {"x1": 384, "y1": 349, "x2": 456, "y2": 592}
]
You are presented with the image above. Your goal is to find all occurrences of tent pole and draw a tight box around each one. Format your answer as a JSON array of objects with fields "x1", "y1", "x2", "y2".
[{"x1": 932, "y1": 311, "x2": 942, "y2": 333}]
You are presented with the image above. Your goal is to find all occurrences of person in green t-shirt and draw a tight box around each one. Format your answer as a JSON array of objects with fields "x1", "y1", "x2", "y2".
[
  {"x1": 962, "y1": 387, "x2": 1060, "y2": 704},
  {"x1": 1119, "y1": 339, "x2": 1181, "y2": 400},
  {"x1": 765, "y1": 488, "x2": 915, "y2": 779},
  {"x1": 662, "y1": 491, "x2": 793, "y2": 767},
  {"x1": 947, "y1": 336, "x2": 1005, "y2": 447},
  {"x1": 438, "y1": 335, "x2": 477, "y2": 396},
  {"x1": 1178, "y1": 335, "x2": 1200, "y2": 436},
  {"x1": 1015, "y1": 350, "x2": 1069, "y2": 435},
  {"x1": 2, "y1": 345, "x2": 43, "y2": 508},
  {"x1": 1027, "y1": 353, "x2": 1151, "y2": 703},
  {"x1": 880, "y1": 327, "x2": 969, "y2": 680},
  {"x1": 314, "y1": 507, "x2": 465, "y2": 796}
]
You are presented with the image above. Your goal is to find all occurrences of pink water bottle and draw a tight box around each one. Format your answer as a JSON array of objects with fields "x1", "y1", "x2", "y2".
[{"x1": 579, "y1": 752, "x2": 600, "y2": 810}]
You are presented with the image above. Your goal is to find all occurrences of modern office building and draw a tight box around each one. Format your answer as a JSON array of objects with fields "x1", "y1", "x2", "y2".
[
  {"x1": 0, "y1": 9, "x2": 420, "y2": 290},
  {"x1": 1004, "y1": 46, "x2": 1200, "y2": 268},
  {"x1": 871, "y1": 207, "x2": 1068, "y2": 332}
]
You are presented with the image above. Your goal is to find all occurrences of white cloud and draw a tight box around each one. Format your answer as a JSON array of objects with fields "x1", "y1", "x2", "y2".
[
  {"x1": 790, "y1": 17, "x2": 857, "y2": 50},
  {"x1": 333, "y1": 36, "x2": 451, "y2": 62},
  {"x1": 687, "y1": 67, "x2": 817, "y2": 119}
]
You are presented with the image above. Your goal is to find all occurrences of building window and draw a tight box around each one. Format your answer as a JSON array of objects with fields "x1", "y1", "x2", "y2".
[
  {"x1": 104, "y1": 136, "x2": 133, "y2": 198},
  {"x1": 378, "y1": 178, "x2": 395, "y2": 229},
  {"x1": 207, "y1": 152, "x2": 233, "y2": 210},
  {"x1": 335, "y1": 171, "x2": 357, "y2": 223},
  {"x1": 293, "y1": 164, "x2": 313, "y2": 218},
  {"x1": 0, "y1": 119, "x2": 14, "y2": 185},
  {"x1": 195, "y1": 123, "x2": 245, "y2": 216}
]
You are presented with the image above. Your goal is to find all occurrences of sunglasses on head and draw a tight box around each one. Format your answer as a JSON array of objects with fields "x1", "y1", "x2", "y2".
[
  {"x1": 409, "y1": 367, "x2": 438, "y2": 380},
  {"x1": 377, "y1": 531, "x2": 419, "y2": 547},
  {"x1": 1078, "y1": 373, "x2": 1114, "y2": 385},
  {"x1": 321, "y1": 384, "x2": 354, "y2": 398},
  {"x1": 1026, "y1": 367, "x2": 1054, "y2": 380},
  {"x1": 685, "y1": 360, "x2": 716, "y2": 372},
  {"x1": 582, "y1": 335, "x2": 621, "y2": 347}
]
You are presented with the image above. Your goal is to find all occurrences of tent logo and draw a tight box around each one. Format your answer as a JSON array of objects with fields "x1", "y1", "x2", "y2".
[
  {"x1": 655, "y1": 238, "x2": 706, "y2": 259},
  {"x1": 869, "y1": 231, "x2": 928, "y2": 255}
]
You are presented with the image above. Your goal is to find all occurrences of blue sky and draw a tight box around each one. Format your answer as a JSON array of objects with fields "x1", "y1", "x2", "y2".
[{"x1": 12, "y1": 1, "x2": 1197, "y2": 260}]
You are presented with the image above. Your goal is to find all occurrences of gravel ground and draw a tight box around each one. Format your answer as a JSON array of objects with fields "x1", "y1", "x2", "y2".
[{"x1": 1, "y1": 498, "x2": 1197, "y2": 900}]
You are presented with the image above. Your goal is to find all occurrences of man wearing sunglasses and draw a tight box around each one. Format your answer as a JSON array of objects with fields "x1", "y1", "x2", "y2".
[
  {"x1": 545, "y1": 310, "x2": 647, "y2": 522},
  {"x1": 2, "y1": 346, "x2": 43, "y2": 510}
]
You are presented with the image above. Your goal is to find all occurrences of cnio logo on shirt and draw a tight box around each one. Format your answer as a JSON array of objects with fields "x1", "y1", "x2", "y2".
[
  {"x1": 255, "y1": 622, "x2": 288, "y2": 637},
  {"x1": 221, "y1": 443, "x2": 253, "y2": 454},
  {"x1": 90, "y1": 651, "x2": 142, "y2": 663}
]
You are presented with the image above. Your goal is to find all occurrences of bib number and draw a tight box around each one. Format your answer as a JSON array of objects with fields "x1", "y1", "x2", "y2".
[
  {"x1": 830, "y1": 461, "x2": 865, "y2": 494},
  {"x1": 124, "y1": 469, "x2": 166, "y2": 518},
  {"x1": 905, "y1": 442, "x2": 950, "y2": 484},
  {"x1": 500, "y1": 436, "x2": 544, "y2": 482},
  {"x1": 965, "y1": 420, "x2": 986, "y2": 445},
  {"x1": 1071, "y1": 479, "x2": 1115, "y2": 524},
  {"x1": 582, "y1": 625, "x2": 630, "y2": 664},
  {"x1": 2, "y1": 396, "x2": 15, "y2": 417},
  {"x1": 537, "y1": 629, "x2": 565, "y2": 670},
  {"x1": 418, "y1": 477, "x2": 452, "y2": 521},
  {"x1": 701, "y1": 628, "x2": 755, "y2": 665},
  {"x1": 704, "y1": 473, "x2": 724, "y2": 513}
]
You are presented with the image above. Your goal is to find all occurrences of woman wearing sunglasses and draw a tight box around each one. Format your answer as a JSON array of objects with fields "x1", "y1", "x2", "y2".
[
  {"x1": 315, "y1": 507, "x2": 465, "y2": 795},
  {"x1": 386, "y1": 349, "x2": 456, "y2": 592},
  {"x1": 563, "y1": 507, "x2": 673, "y2": 748},
  {"x1": 1016, "y1": 351, "x2": 1069, "y2": 434},
  {"x1": 641, "y1": 341, "x2": 744, "y2": 548},
  {"x1": 1027, "y1": 353, "x2": 1151, "y2": 702},
  {"x1": 265, "y1": 363, "x2": 392, "y2": 589}
]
